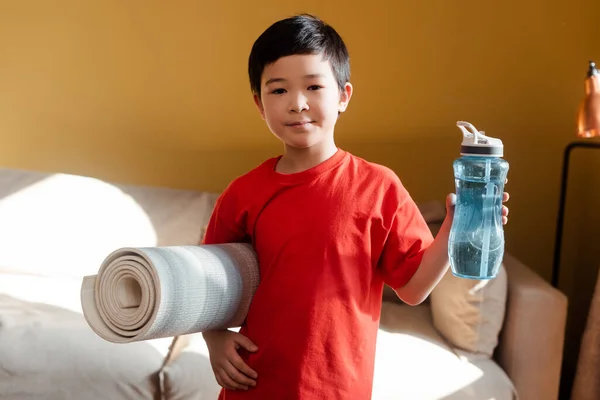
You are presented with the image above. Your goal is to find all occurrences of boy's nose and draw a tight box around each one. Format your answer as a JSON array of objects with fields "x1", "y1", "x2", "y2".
[{"x1": 289, "y1": 95, "x2": 309, "y2": 113}]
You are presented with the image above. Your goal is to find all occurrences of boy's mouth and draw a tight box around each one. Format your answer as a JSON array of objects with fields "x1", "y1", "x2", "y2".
[{"x1": 286, "y1": 121, "x2": 313, "y2": 127}]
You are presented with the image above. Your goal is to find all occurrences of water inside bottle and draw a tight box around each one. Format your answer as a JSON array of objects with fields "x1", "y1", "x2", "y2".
[{"x1": 449, "y1": 176, "x2": 504, "y2": 279}]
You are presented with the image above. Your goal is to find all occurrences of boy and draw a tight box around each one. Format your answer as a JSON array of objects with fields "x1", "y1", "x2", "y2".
[{"x1": 201, "y1": 14, "x2": 509, "y2": 400}]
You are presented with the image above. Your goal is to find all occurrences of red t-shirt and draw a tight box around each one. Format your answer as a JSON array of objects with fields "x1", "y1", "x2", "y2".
[{"x1": 203, "y1": 149, "x2": 434, "y2": 400}]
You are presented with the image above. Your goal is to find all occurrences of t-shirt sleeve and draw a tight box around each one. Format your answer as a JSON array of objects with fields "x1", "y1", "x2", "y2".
[
  {"x1": 202, "y1": 181, "x2": 248, "y2": 245},
  {"x1": 378, "y1": 185, "x2": 435, "y2": 289}
]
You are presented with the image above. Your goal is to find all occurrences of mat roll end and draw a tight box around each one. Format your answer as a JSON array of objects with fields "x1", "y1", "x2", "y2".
[{"x1": 81, "y1": 275, "x2": 134, "y2": 344}]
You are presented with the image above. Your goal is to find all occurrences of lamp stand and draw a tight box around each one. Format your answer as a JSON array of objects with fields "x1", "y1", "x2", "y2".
[{"x1": 552, "y1": 140, "x2": 600, "y2": 288}]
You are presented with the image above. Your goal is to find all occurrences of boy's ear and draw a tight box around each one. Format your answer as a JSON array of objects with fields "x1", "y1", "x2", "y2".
[
  {"x1": 253, "y1": 94, "x2": 266, "y2": 120},
  {"x1": 338, "y1": 82, "x2": 353, "y2": 113}
]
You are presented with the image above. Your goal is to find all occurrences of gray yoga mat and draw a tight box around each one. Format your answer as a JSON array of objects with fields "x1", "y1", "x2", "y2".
[{"x1": 80, "y1": 243, "x2": 259, "y2": 343}]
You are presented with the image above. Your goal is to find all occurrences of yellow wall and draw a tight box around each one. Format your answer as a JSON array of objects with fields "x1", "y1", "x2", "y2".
[{"x1": 1, "y1": 0, "x2": 599, "y2": 288}]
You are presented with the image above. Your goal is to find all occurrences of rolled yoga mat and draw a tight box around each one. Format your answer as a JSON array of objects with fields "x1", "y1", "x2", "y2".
[{"x1": 80, "y1": 243, "x2": 260, "y2": 343}]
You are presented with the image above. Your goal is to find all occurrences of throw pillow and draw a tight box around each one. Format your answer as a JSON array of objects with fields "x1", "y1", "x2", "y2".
[{"x1": 430, "y1": 263, "x2": 508, "y2": 358}]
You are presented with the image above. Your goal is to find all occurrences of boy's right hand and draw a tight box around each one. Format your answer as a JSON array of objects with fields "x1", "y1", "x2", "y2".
[{"x1": 202, "y1": 329, "x2": 258, "y2": 391}]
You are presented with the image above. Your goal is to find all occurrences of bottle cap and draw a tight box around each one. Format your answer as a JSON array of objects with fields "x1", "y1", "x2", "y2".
[{"x1": 457, "y1": 121, "x2": 503, "y2": 157}]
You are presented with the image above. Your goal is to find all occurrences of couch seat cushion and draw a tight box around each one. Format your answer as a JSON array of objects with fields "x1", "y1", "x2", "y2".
[
  {"x1": 375, "y1": 302, "x2": 516, "y2": 399},
  {"x1": 0, "y1": 273, "x2": 174, "y2": 400}
]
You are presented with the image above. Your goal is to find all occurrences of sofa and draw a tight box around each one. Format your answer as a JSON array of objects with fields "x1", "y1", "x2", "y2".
[{"x1": 0, "y1": 166, "x2": 568, "y2": 400}]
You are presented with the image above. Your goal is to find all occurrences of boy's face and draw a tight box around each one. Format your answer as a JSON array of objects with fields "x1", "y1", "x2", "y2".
[{"x1": 254, "y1": 54, "x2": 352, "y2": 151}]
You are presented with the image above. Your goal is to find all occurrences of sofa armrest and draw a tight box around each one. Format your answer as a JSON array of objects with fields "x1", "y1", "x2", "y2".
[{"x1": 495, "y1": 253, "x2": 568, "y2": 400}]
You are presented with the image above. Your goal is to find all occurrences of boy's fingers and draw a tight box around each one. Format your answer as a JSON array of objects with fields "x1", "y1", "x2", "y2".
[
  {"x1": 215, "y1": 373, "x2": 230, "y2": 390},
  {"x1": 219, "y1": 369, "x2": 247, "y2": 391},
  {"x1": 445, "y1": 193, "x2": 456, "y2": 212},
  {"x1": 234, "y1": 334, "x2": 258, "y2": 352},
  {"x1": 224, "y1": 361, "x2": 256, "y2": 387},
  {"x1": 503, "y1": 192, "x2": 510, "y2": 202},
  {"x1": 230, "y1": 352, "x2": 258, "y2": 379},
  {"x1": 215, "y1": 374, "x2": 229, "y2": 390}
]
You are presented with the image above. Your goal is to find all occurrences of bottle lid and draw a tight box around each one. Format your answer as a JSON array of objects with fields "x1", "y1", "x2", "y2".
[{"x1": 457, "y1": 121, "x2": 503, "y2": 157}]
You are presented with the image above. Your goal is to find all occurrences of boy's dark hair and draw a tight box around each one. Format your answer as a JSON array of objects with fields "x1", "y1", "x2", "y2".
[{"x1": 248, "y1": 14, "x2": 350, "y2": 97}]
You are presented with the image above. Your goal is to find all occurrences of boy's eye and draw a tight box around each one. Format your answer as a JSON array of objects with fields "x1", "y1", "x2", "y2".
[
  {"x1": 308, "y1": 85, "x2": 322, "y2": 91},
  {"x1": 271, "y1": 88, "x2": 286, "y2": 95}
]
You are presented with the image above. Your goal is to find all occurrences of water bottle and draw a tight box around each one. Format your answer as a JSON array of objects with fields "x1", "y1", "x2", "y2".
[{"x1": 448, "y1": 121, "x2": 509, "y2": 280}]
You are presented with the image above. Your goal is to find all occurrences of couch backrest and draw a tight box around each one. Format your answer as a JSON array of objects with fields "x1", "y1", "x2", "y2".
[{"x1": 0, "y1": 167, "x2": 219, "y2": 278}]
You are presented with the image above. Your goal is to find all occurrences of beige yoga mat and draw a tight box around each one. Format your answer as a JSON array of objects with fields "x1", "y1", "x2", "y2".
[{"x1": 81, "y1": 243, "x2": 260, "y2": 343}]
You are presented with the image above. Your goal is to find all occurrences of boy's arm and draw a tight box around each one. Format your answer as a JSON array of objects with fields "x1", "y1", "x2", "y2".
[
  {"x1": 201, "y1": 181, "x2": 259, "y2": 389},
  {"x1": 378, "y1": 186, "x2": 436, "y2": 304},
  {"x1": 394, "y1": 197, "x2": 453, "y2": 305},
  {"x1": 378, "y1": 186, "x2": 453, "y2": 306}
]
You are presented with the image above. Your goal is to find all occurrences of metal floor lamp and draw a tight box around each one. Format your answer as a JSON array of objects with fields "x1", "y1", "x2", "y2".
[{"x1": 551, "y1": 61, "x2": 600, "y2": 288}]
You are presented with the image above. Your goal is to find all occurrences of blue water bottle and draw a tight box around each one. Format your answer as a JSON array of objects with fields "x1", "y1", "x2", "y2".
[{"x1": 449, "y1": 121, "x2": 509, "y2": 280}]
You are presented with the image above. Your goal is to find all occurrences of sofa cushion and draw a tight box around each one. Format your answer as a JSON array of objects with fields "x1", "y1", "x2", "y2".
[
  {"x1": 0, "y1": 292, "x2": 165, "y2": 400},
  {"x1": 375, "y1": 302, "x2": 515, "y2": 399},
  {"x1": 160, "y1": 334, "x2": 222, "y2": 400},
  {"x1": 430, "y1": 263, "x2": 508, "y2": 358}
]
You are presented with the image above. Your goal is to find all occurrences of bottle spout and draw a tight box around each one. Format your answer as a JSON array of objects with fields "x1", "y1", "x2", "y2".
[
  {"x1": 457, "y1": 121, "x2": 481, "y2": 142},
  {"x1": 457, "y1": 121, "x2": 504, "y2": 157}
]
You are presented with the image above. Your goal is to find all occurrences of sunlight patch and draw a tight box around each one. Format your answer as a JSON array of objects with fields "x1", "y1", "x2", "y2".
[
  {"x1": 372, "y1": 331, "x2": 484, "y2": 399},
  {"x1": 0, "y1": 174, "x2": 157, "y2": 278}
]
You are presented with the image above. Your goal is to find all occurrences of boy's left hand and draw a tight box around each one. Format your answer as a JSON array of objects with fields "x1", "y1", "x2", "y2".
[
  {"x1": 500, "y1": 191, "x2": 510, "y2": 225},
  {"x1": 445, "y1": 184, "x2": 510, "y2": 225}
]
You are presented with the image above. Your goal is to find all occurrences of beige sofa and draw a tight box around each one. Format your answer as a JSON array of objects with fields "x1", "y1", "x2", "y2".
[{"x1": 0, "y1": 166, "x2": 567, "y2": 400}]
